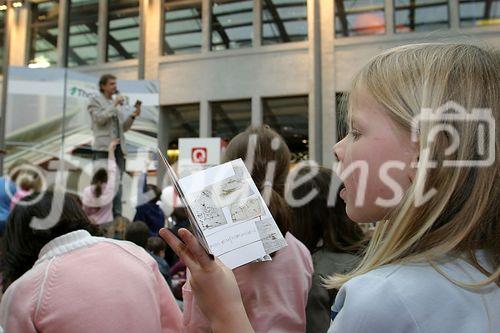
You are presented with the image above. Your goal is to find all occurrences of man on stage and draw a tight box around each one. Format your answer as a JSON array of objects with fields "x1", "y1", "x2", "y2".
[{"x1": 88, "y1": 74, "x2": 141, "y2": 218}]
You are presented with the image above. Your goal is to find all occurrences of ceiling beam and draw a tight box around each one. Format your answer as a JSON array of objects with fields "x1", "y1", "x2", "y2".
[
  {"x1": 335, "y1": 0, "x2": 349, "y2": 37},
  {"x1": 163, "y1": 39, "x2": 175, "y2": 55},
  {"x1": 263, "y1": 0, "x2": 290, "y2": 42},
  {"x1": 167, "y1": 107, "x2": 198, "y2": 135},
  {"x1": 37, "y1": 31, "x2": 86, "y2": 65},
  {"x1": 409, "y1": 0, "x2": 416, "y2": 31},
  {"x1": 206, "y1": 12, "x2": 230, "y2": 48},
  {"x1": 261, "y1": 100, "x2": 280, "y2": 130},
  {"x1": 85, "y1": 23, "x2": 133, "y2": 60},
  {"x1": 212, "y1": 104, "x2": 238, "y2": 137}
]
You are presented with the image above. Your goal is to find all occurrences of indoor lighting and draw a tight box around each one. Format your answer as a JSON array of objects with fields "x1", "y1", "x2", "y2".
[
  {"x1": 28, "y1": 56, "x2": 51, "y2": 69},
  {"x1": 0, "y1": 4, "x2": 7, "y2": 11},
  {"x1": 12, "y1": 1, "x2": 23, "y2": 8}
]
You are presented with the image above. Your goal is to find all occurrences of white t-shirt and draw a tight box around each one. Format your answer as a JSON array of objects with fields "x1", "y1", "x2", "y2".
[{"x1": 328, "y1": 252, "x2": 499, "y2": 333}]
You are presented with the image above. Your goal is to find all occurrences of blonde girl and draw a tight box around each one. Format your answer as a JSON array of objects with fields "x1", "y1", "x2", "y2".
[{"x1": 160, "y1": 43, "x2": 499, "y2": 333}]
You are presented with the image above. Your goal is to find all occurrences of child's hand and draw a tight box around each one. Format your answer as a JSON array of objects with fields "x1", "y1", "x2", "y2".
[
  {"x1": 159, "y1": 228, "x2": 254, "y2": 332},
  {"x1": 109, "y1": 139, "x2": 119, "y2": 151}
]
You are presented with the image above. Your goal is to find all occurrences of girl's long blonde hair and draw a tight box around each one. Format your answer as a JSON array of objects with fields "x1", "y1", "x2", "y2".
[{"x1": 327, "y1": 43, "x2": 500, "y2": 289}]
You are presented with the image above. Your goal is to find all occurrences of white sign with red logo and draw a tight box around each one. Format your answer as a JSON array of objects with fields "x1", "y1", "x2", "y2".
[{"x1": 178, "y1": 138, "x2": 222, "y2": 178}]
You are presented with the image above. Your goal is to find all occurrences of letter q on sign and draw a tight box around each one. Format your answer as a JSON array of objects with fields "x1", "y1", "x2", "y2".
[{"x1": 191, "y1": 147, "x2": 208, "y2": 164}]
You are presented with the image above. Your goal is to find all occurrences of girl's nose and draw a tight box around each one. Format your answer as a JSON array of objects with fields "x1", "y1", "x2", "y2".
[{"x1": 333, "y1": 137, "x2": 347, "y2": 162}]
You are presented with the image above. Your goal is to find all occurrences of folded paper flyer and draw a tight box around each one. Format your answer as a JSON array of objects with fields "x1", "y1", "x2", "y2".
[{"x1": 158, "y1": 148, "x2": 287, "y2": 269}]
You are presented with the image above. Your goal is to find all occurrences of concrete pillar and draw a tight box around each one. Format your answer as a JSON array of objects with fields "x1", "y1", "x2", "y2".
[
  {"x1": 200, "y1": 100, "x2": 211, "y2": 137},
  {"x1": 449, "y1": 0, "x2": 460, "y2": 30},
  {"x1": 97, "y1": 0, "x2": 108, "y2": 64},
  {"x1": 385, "y1": 0, "x2": 394, "y2": 35},
  {"x1": 253, "y1": 0, "x2": 262, "y2": 47},
  {"x1": 138, "y1": 0, "x2": 146, "y2": 79},
  {"x1": 321, "y1": 0, "x2": 335, "y2": 167},
  {"x1": 143, "y1": 0, "x2": 162, "y2": 80},
  {"x1": 251, "y1": 95, "x2": 262, "y2": 126},
  {"x1": 307, "y1": 0, "x2": 322, "y2": 163},
  {"x1": 201, "y1": 0, "x2": 211, "y2": 53},
  {"x1": 57, "y1": 0, "x2": 70, "y2": 67},
  {"x1": 8, "y1": 2, "x2": 29, "y2": 66}
]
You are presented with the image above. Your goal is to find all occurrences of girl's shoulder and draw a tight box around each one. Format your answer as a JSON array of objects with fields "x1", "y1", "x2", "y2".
[{"x1": 329, "y1": 255, "x2": 500, "y2": 333}]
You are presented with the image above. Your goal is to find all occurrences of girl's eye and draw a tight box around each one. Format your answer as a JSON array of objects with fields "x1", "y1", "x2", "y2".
[{"x1": 349, "y1": 129, "x2": 361, "y2": 140}]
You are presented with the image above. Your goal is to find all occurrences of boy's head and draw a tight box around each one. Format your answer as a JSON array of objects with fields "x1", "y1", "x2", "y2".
[
  {"x1": 124, "y1": 221, "x2": 149, "y2": 249},
  {"x1": 147, "y1": 236, "x2": 166, "y2": 257}
]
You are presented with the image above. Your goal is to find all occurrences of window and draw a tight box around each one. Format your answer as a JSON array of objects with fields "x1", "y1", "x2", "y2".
[
  {"x1": 335, "y1": 0, "x2": 386, "y2": 37},
  {"x1": 164, "y1": 0, "x2": 202, "y2": 55},
  {"x1": 211, "y1": 99, "x2": 251, "y2": 141},
  {"x1": 165, "y1": 103, "x2": 200, "y2": 150},
  {"x1": 394, "y1": 0, "x2": 449, "y2": 33},
  {"x1": 262, "y1": 0, "x2": 307, "y2": 45},
  {"x1": 263, "y1": 96, "x2": 308, "y2": 161},
  {"x1": 108, "y1": 0, "x2": 140, "y2": 62},
  {"x1": 67, "y1": 0, "x2": 99, "y2": 67},
  {"x1": 459, "y1": 0, "x2": 500, "y2": 27},
  {"x1": 211, "y1": 0, "x2": 253, "y2": 51},
  {"x1": 29, "y1": 0, "x2": 59, "y2": 67}
]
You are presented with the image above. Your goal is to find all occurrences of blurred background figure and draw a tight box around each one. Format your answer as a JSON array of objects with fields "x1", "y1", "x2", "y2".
[
  {"x1": 124, "y1": 220, "x2": 150, "y2": 249},
  {"x1": 82, "y1": 139, "x2": 119, "y2": 234},
  {"x1": 0, "y1": 161, "x2": 21, "y2": 236},
  {"x1": 182, "y1": 125, "x2": 313, "y2": 333},
  {"x1": 8, "y1": 160, "x2": 42, "y2": 210},
  {"x1": 133, "y1": 184, "x2": 165, "y2": 236},
  {"x1": 0, "y1": 191, "x2": 181, "y2": 333},
  {"x1": 106, "y1": 216, "x2": 131, "y2": 240},
  {"x1": 288, "y1": 165, "x2": 366, "y2": 333},
  {"x1": 147, "y1": 236, "x2": 172, "y2": 287},
  {"x1": 88, "y1": 74, "x2": 141, "y2": 218}
]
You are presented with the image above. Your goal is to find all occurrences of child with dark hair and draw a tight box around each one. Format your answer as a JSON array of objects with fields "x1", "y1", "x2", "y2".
[
  {"x1": 147, "y1": 236, "x2": 172, "y2": 287},
  {"x1": 182, "y1": 125, "x2": 313, "y2": 333},
  {"x1": 133, "y1": 184, "x2": 165, "y2": 236},
  {"x1": 288, "y1": 165, "x2": 365, "y2": 333},
  {"x1": 82, "y1": 139, "x2": 119, "y2": 228},
  {"x1": 124, "y1": 221, "x2": 150, "y2": 249},
  {"x1": 0, "y1": 191, "x2": 182, "y2": 333},
  {"x1": 106, "y1": 215, "x2": 131, "y2": 239}
]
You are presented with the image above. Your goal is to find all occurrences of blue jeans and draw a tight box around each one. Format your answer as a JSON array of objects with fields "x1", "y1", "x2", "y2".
[{"x1": 92, "y1": 145, "x2": 125, "y2": 218}]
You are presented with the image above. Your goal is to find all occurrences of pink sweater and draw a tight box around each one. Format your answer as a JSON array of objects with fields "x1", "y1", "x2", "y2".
[
  {"x1": 0, "y1": 230, "x2": 182, "y2": 333},
  {"x1": 82, "y1": 159, "x2": 116, "y2": 224},
  {"x1": 182, "y1": 232, "x2": 313, "y2": 333}
]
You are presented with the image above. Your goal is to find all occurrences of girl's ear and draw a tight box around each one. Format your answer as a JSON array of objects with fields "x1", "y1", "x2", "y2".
[
  {"x1": 407, "y1": 142, "x2": 419, "y2": 183},
  {"x1": 408, "y1": 150, "x2": 419, "y2": 183}
]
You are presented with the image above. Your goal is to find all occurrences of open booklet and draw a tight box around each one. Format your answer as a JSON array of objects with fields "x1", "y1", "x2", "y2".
[{"x1": 158, "y1": 148, "x2": 287, "y2": 269}]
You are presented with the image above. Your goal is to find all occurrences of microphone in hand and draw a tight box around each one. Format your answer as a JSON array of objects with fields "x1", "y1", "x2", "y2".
[{"x1": 114, "y1": 90, "x2": 125, "y2": 107}]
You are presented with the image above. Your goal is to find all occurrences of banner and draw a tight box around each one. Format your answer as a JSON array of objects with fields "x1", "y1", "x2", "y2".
[{"x1": 5, "y1": 67, "x2": 159, "y2": 168}]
